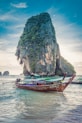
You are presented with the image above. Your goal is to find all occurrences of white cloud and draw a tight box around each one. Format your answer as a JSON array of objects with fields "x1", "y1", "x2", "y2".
[
  {"x1": 5, "y1": 24, "x2": 24, "y2": 30},
  {"x1": 0, "y1": 36, "x2": 23, "y2": 75},
  {"x1": 0, "y1": 38, "x2": 9, "y2": 50},
  {"x1": 7, "y1": 31, "x2": 22, "y2": 39},
  {"x1": 0, "y1": 11, "x2": 26, "y2": 74},
  {"x1": 0, "y1": 14, "x2": 17, "y2": 21},
  {"x1": 4, "y1": 24, "x2": 25, "y2": 35},
  {"x1": 11, "y1": 2, "x2": 28, "y2": 8},
  {"x1": 0, "y1": 10, "x2": 28, "y2": 22},
  {"x1": 48, "y1": 8, "x2": 82, "y2": 74},
  {"x1": 0, "y1": 50, "x2": 22, "y2": 75},
  {"x1": 0, "y1": 31, "x2": 22, "y2": 52},
  {"x1": 51, "y1": 13, "x2": 82, "y2": 62},
  {"x1": 0, "y1": 11, "x2": 19, "y2": 21}
]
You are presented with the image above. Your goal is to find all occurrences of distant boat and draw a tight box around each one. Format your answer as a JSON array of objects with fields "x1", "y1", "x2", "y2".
[
  {"x1": 16, "y1": 74, "x2": 75, "y2": 92},
  {"x1": 72, "y1": 76, "x2": 82, "y2": 84},
  {"x1": 72, "y1": 81, "x2": 82, "y2": 84}
]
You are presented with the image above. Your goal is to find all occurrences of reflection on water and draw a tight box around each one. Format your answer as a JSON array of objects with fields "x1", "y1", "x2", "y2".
[
  {"x1": 16, "y1": 91, "x2": 66, "y2": 120},
  {"x1": 0, "y1": 76, "x2": 82, "y2": 123}
]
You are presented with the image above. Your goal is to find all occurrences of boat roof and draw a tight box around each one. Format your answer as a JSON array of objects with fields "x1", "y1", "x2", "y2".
[{"x1": 24, "y1": 76, "x2": 63, "y2": 83}]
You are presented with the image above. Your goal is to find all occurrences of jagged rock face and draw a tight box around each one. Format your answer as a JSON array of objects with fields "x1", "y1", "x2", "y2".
[{"x1": 16, "y1": 12, "x2": 75, "y2": 76}]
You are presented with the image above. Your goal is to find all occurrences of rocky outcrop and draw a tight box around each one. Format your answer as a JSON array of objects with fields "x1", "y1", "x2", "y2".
[
  {"x1": 3, "y1": 71, "x2": 9, "y2": 76},
  {"x1": 16, "y1": 12, "x2": 75, "y2": 76},
  {"x1": 0, "y1": 72, "x2": 2, "y2": 76},
  {"x1": 55, "y1": 56, "x2": 75, "y2": 76},
  {"x1": 61, "y1": 57, "x2": 75, "y2": 76}
]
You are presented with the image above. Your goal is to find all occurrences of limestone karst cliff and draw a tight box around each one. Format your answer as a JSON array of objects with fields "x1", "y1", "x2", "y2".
[
  {"x1": 0, "y1": 72, "x2": 2, "y2": 76},
  {"x1": 3, "y1": 71, "x2": 9, "y2": 76},
  {"x1": 16, "y1": 12, "x2": 75, "y2": 76}
]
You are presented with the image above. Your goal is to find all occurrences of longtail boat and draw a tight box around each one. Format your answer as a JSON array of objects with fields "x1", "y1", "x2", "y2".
[{"x1": 16, "y1": 74, "x2": 75, "y2": 92}]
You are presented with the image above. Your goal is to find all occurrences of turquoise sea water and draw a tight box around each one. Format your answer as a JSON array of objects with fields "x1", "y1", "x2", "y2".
[{"x1": 0, "y1": 75, "x2": 82, "y2": 123}]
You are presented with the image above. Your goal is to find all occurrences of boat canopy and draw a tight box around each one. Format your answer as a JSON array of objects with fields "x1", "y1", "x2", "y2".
[{"x1": 24, "y1": 76, "x2": 63, "y2": 83}]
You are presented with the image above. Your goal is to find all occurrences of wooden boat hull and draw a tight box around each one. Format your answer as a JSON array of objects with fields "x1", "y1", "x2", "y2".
[{"x1": 16, "y1": 74, "x2": 75, "y2": 92}]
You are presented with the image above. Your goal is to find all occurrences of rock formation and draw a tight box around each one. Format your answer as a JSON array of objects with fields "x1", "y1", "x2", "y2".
[
  {"x1": 3, "y1": 71, "x2": 9, "y2": 76},
  {"x1": 16, "y1": 12, "x2": 75, "y2": 76},
  {"x1": 0, "y1": 72, "x2": 2, "y2": 76}
]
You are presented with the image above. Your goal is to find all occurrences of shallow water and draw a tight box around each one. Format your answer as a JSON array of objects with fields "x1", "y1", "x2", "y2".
[{"x1": 0, "y1": 76, "x2": 82, "y2": 123}]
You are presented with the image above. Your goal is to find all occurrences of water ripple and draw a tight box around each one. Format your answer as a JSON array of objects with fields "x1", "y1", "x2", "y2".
[{"x1": 0, "y1": 76, "x2": 82, "y2": 123}]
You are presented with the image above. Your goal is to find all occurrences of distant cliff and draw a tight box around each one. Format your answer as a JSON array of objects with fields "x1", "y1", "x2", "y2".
[
  {"x1": 0, "y1": 71, "x2": 9, "y2": 76},
  {"x1": 16, "y1": 12, "x2": 75, "y2": 76},
  {"x1": 3, "y1": 71, "x2": 9, "y2": 76},
  {"x1": 0, "y1": 72, "x2": 2, "y2": 76}
]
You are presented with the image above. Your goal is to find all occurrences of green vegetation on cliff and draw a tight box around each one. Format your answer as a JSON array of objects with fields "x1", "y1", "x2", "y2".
[
  {"x1": 61, "y1": 56, "x2": 75, "y2": 76},
  {"x1": 16, "y1": 12, "x2": 75, "y2": 76}
]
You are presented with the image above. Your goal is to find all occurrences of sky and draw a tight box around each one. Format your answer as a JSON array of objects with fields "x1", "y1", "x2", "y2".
[{"x1": 0, "y1": 0, "x2": 82, "y2": 75}]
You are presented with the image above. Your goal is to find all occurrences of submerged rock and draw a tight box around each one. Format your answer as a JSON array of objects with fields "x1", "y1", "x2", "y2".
[{"x1": 16, "y1": 12, "x2": 75, "y2": 76}]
